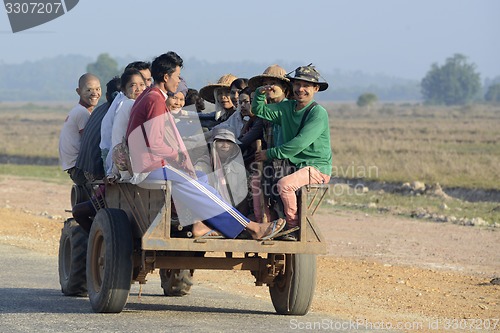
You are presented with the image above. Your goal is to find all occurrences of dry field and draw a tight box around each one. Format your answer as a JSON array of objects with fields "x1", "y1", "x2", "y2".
[
  {"x1": 1, "y1": 102, "x2": 499, "y2": 189},
  {"x1": 2, "y1": 101, "x2": 498, "y2": 225},
  {"x1": 326, "y1": 102, "x2": 500, "y2": 190},
  {"x1": 0, "y1": 102, "x2": 68, "y2": 158}
]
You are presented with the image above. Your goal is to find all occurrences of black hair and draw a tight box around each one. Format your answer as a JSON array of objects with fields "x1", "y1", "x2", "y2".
[
  {"x1": 239, "y1": 86, "x2": 252, "y2": 97},
  {"x1": 105, "y1": 76, "x2": 121, "y2": 103},
  {"x1": 230, "y1": 78, "x2": 248, "y2": 91},
  {"x1": 151, "y1": 51, "x2": 183, "y2": 83},
  {"x1": 185, "y1": 88, "x2": 199, "y2": 106},
  {"x1": 125, "y1": 61, "x2": 151, "y2": 72},
  {"x1": 120, "y1": 69, "x2": 145, "y2": 91}
]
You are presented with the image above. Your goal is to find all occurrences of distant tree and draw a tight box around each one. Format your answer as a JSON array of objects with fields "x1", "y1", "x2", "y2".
[
  {"x1": 86, "y1": 53, "x2": 120, "y2": 86},
  {"x1": 421, "y1": 54, "x2": 481, "y2": 105},
  {"x1": 356, "y1": 93, "x2": 378, "y2": 107},
  {"x1": 485, "y1": 83, "x2": 500, "y2": 103}
]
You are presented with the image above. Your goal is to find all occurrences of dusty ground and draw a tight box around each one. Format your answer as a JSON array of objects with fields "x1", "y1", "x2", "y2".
[{"x1": 0, "y1": 175, "x2": 499, "y2": 332}]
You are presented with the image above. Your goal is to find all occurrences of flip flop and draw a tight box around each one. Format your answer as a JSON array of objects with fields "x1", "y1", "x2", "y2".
[
  {"x1": 275, "y1": 226, "x2": 300, "y2": 240},
  {"x1": 197, "y1": 229, "x2": 225, "y2": 239},
  {"x1": 259, "y1": 218, "x2": 286, "y2": 240}
]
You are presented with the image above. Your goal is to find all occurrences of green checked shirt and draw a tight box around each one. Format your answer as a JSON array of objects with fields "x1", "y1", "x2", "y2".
[{"x1": 252, "y1": 89, "x2": 332, "y2": 176}]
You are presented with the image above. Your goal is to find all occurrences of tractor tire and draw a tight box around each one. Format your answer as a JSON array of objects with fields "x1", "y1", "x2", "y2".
[
  {"x1": 58, "y1": 218, "x2": 88, "y2": 296},
  {"x1": 160, "y1": 269, "x2": 194, "y2": 296},
  {"x1": 269, "y1": 254, "x2": 316, "y2": 315},
  {"x1": 86, "y1": 208, "x2": 133, "y2": 313}
]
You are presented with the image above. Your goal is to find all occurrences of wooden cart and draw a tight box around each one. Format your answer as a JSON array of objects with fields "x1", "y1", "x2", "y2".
[{"x1": 58, "y1": 181, "x2": 328, "y2": 315}]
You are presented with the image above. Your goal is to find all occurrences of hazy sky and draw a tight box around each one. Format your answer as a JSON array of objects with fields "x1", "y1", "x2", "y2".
[{"x1": 1, "y1": 0, "x2": 499, "y2": 80}]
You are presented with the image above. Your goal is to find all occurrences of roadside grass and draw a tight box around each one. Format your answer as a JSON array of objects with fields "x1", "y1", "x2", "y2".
[
  {"x1": 0, "y1": 164, "x2": 71, "y2": 185},
  {"x1": 316, "y1": 184, "x2": 500, "y2": 226}
]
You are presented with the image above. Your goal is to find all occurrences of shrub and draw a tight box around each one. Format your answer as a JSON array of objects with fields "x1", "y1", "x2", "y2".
[{"x1": 356, "y1": 93, "x2": 378, "y2": 107}]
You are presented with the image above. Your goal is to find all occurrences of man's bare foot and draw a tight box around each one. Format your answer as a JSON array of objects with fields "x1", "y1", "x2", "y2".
[{"x1": 192, "y1": 221, "x2": 212, "y2": 238}]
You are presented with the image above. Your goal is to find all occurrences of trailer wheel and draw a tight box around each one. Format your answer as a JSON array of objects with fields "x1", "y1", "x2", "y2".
[
  {"x1": 87, "y1": 208, "x2": 133, "y2": 313},
  {"x1": 160, "y1": 269, "x2": 193, "y2": 296},
  {"x1": 58, "y1": 218, "x2": 88, "y2": 296},
  {"x1": 269, "y1": 254, "x2": 316, "y2": 315}
]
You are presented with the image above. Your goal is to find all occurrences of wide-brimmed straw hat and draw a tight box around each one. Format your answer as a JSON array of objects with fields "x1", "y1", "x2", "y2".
[
  {"x1": 248, "y1": 64, "x2": 290, "y2": 91},
  {"x1": 286, "y1": 64, "x2": 329, "y2": 91},
  {"x1": 199, "y1": 74, "x2": 237, "y2": 104}
]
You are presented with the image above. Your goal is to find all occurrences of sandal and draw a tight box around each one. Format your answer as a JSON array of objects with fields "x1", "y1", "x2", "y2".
[
  {"x1": 259, "y1": 218, "x2": 286, "y2": 240},
  {"x1": 275, "y1": 226, "x2": 300, "y2": 241},
  {"x1": 197, "y1": 229, "x2": 225, "y2": 239}
]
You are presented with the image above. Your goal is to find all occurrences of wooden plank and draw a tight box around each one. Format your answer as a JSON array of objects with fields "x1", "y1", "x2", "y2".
[
  {"x1": 141, "y1": 237, "x2": 326, "y2": 254},
  {"x1": 154, "y1": 256, "x2": 263, "y2": 271},
  {"x1": 300, "y1": 189, "x2": 307, "y2": 241}
]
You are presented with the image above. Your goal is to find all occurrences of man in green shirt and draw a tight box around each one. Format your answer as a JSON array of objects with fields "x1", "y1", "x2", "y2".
[{"x1": 253, "y1": 65, "x2": 332, "y2": 240}]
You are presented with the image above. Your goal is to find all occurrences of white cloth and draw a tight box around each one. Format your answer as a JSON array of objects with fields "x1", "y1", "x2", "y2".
[
  {"x1": 211, "y1": 110, "x2": 245, "y2": 140},
  {"x1": 58, "y1": 104, "x2": 91, "y2": 170},
  {"x1": 107, "y1": 98, "x2": 135, "y2": 176},
  {"x1": 100, "y1": 92, "x2": 126, "y2": 151},
  {"x1": 218, "y1": 156, "x2": 248, "y2": 206}
]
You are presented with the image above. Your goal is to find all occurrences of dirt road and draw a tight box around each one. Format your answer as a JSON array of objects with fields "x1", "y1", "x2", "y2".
[{"x1": 0, "y1": 176, "x2": 499, "y2": 332}]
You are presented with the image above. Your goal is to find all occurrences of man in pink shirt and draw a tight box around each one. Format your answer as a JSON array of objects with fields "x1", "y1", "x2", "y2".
[{"x1": 126, "y1": 52, "x2": 285, "y2": 240}]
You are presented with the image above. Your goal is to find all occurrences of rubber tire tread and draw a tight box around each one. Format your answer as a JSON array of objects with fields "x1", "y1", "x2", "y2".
[
  {"x1": 58, "y1": 218, "x2": 88, "y2": 296},
  {"x1": 87, "y1": 208, "x2": 133, "y2": 313},
  {"x1": 269, "y1": 254, "x2": 316, "y2": 315}
]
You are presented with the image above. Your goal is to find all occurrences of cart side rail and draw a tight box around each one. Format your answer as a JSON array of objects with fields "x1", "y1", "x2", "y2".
[{"x1": 104, "y1": 181, "x2": 328, "y2": 255}]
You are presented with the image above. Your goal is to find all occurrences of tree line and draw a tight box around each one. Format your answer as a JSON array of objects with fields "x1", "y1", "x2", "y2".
[
  {"x1": 421, "y1": 53, "x2": 500, "y2": 105},
  {"x1": 0, "y1": 53, "x2": 498, "y2": 104},
  {"x1": 358, "y1": 54, "x2": 500, "y2": 107}
]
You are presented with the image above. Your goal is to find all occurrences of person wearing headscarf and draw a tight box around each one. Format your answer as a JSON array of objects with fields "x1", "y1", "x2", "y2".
[
  {"x1": 195, "y1": 128, "x2": 249, "y2": 214},
  {"x1": 199, "y1": 74, "x2": 238, "y2": 123}
]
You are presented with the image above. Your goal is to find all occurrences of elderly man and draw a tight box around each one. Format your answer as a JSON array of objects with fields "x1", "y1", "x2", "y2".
[
  {"x1": 252, "y1": 65, "x2": 332, "y2": 240},
  {"x1": 59, "y1": 73, "x2": 101, "y2": 185}
]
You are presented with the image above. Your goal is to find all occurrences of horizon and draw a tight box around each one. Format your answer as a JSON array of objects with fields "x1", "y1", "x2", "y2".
[{"x1": 0, "y1": 0, "x2": 499, "y2": 81}]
